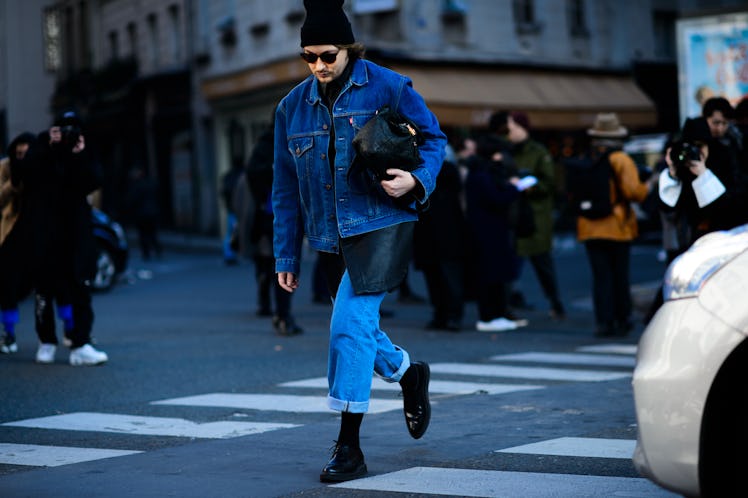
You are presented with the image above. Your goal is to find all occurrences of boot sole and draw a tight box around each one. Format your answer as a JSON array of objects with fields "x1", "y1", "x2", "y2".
[{"x1": 319, "y1": 463, "x2": 367, "y2": 483}]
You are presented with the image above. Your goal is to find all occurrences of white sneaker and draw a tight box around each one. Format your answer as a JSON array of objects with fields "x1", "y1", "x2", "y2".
[
  {"x1": 1, "y1": 335, "x2": 18, "y2": 354},
  {"x1": 69, "y1": 344, "x2": 108, "y2": 366},
  {"x1": 36, "y1": 344, "x2": 57, "y2": 364},
  {"x1": 0, "y1": 341, "x2": 18, "y2": 354},
  {"x1": 476, "y1": 317, "x2": 519, "y2": 332}
]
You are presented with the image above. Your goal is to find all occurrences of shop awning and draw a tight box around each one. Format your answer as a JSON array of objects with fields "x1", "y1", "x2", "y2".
[
  {"x1": 388, "y1": 65, "x2": 657, "y2": 130},
  {"x1": 200, "y1": 59, "x2": 657, "y2": 131}
]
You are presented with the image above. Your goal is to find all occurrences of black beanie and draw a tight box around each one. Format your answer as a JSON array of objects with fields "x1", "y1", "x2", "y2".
[
  {"x1": 300, "y1": 0, "x2": 355, "y2": 47},
  {"x1": 53, "y1": 110, "x2": 82, "y2": 128},
  {"x1": 681, "y1": 117, "x2": 711, "y2": 144}
]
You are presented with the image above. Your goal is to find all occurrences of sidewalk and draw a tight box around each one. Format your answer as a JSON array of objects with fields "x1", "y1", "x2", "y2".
[{"x1": 126, "y1": 229, "x2": 223, "y2": 254}]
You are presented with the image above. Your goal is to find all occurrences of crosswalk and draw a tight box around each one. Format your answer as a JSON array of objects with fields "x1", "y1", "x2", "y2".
[{"x1": 0, "y1": 342, "x2": 670, "y2": 496}]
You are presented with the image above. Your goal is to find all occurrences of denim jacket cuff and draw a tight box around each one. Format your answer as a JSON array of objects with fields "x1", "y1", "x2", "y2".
[
  {"x1": 410, "y1": 168, "x2": 432, "y2": 204},
  {"x1": 275, "y1": 257, "x2": 300, "y2": 275}
]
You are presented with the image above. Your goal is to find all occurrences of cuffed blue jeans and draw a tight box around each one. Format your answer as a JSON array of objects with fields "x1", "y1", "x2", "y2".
[{"x1": 327, "y1": 270, "x2": 410, "y2": 413}]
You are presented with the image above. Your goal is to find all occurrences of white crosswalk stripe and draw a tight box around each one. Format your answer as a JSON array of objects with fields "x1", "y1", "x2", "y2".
[
  {"x1": 280, "y1": 376, "x2": 546, "y2": 395},
  {"x1": 577, "y1": 344, "x2": 638, "y2": 355},
  {"x1": 490, "y1": 352, "x2": 635, "y2": 368},
  {"x1": 151, "y1": 393, "x2": 403, "y2": 414},
  {"x1": 496, "y1": 437, "x2": 636, "y2": 459},
  {"x1": 331, "y1": 466, "x2": 676, "y2": 497},
  {"x1": 0, "y1": 443, "x2": 141, "y2": 467},
  {"x1": 429, "y1": 362, "x2": 630, "y2": 381},
  {"x1": 2, "y1": 412, "x2": 298, "y2": 439}
]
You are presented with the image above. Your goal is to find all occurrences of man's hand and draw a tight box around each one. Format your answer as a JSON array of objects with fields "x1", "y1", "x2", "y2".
[
  {"x1": 277, "y1": 271, "x2": 299, "y2": 293},
  {"x1": 73, "y1": 135, "x2": 86, "y2": 154},
  {"x1": 664, "y1": 146, "x2": 707, "y2": 179},
  {"x1": 380, "y1": 169, "x2": 416, "y2": 198}
]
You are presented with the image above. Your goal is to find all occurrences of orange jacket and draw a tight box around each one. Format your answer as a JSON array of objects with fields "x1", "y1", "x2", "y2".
[
  {"x1": 576, "y1": 150, "x2": 651, "y2": 242},
  {"x1": 0, "y1": 158, "x2": 21, "y2": 245}
]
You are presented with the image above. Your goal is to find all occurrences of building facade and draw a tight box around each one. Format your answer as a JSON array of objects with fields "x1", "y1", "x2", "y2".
[
  {"x1": 40, "y1": 0, "x2": 196, "y2": 231},
  {"x1": 6, "y1": 0, "x2": 745, "y2": 235},
  {"x1": 0, "y1": 0, "x2": 58, "y2": 151}
]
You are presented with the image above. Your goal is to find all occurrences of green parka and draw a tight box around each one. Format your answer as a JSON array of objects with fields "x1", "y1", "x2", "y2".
[{"x1": 513, "y1": 138, "x2": 556, "y2": 256}]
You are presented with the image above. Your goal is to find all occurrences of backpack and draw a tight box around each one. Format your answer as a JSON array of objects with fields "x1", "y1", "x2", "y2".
[{"x1": 564, "y1": 152, "x2": 616, "y2": 219}]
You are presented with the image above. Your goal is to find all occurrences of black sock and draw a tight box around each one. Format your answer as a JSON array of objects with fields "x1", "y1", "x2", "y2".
[{"x1": 337, "y1": 412, "x2": 363, "y2": 448}]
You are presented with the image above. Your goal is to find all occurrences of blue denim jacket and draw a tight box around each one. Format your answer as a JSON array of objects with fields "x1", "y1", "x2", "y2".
[{"x1": 272, "y1": 59, "x2": 447, "y2": 275}]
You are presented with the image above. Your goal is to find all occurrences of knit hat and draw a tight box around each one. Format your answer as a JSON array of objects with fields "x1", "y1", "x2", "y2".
[
  {"x1": 488, "y1": 111, "x2": 509, "y2": 134},
  {"x1": 510, "y1": 111, "x2": 530, "y2": 132},
  {"x1": 53, "y1": 110, "x2": 82, "y2": 128},
  {"x1": 300, "y1": 0, "x2": 355, "y2": 47}
]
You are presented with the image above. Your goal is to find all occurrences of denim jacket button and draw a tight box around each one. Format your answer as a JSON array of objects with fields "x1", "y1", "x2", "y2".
[
  {"x1": 295, "y1": 147, "x2": 300, "y2": 155},
  {"x1": 322, "y1": 124, "x2": 328, "y2": 130},
  {"x1": 325, "y1": 184, "x2": 332, "y2": 190},
  {"x1": 321, "y1": 153, "x2": 326, "y2": 160}
]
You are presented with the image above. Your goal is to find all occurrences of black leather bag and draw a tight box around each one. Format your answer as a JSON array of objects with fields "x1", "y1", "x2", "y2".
[{"x1": 352, "y1": 106, "x2": 424, "y2": 180}]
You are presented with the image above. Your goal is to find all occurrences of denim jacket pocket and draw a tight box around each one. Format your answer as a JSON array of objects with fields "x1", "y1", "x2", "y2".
[
  {"x1": 288, "y1": 135, "x2": 317, "y2": 182},
  {"x1": 288, "y1": 136, "x2": 314, "y2": 160}
]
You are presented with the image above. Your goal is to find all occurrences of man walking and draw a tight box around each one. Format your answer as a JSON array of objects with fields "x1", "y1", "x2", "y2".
[{"x1": 272, "y1": 0, "x2": 446, "y2": 482}]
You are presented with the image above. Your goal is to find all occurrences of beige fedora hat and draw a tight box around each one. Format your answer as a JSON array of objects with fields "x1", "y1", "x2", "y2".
[{"x1": 587, "y1": 113, "x2": 628, "y2": 138}]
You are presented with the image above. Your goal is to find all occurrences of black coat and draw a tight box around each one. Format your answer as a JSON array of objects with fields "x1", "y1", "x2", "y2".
[
  {"x1": 665, "y1": 138, "x2": 748, "y2": 243},
  {"x1": 464, "y1": 155, "x2": 522, "y2": 285},
  {"x1": 245, "y1": 129, "x2": 275, "y2": 247},
  {"x1": 414, "y1": 160, "x2": 466, "y2": 267},
  {"x1": 18, "y1": 133, "x2": 101, "y2": 299}
]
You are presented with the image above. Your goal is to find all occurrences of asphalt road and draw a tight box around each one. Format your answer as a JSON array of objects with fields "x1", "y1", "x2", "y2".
[{"x1": 0, "y1": 233, "x2": 680, "y2": 497}]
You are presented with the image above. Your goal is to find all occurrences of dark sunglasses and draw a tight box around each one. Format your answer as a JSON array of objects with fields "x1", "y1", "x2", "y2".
[{"x1": 299, "y1": 51, "x2": 339, "y2": 64}]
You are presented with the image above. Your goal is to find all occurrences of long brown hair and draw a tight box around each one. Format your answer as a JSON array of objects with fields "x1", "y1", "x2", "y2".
[{"x1": 337, "y1": 42, "x2": 366, "y2": 61}]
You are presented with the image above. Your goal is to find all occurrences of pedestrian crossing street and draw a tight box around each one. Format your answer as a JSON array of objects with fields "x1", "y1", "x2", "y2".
[{"x1": 0, "y1": 342, "x2": 671, "y2": 496}]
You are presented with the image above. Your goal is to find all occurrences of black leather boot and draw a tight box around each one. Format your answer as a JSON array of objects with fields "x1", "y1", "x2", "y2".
[
  {"x1": 319, "y1": 443, "x2": 367, "y2": 482},
  {"x1": 401, "y1": 361, "x2": 431, "y2": 439}
]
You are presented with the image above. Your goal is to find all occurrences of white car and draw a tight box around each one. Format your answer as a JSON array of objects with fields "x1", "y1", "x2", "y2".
[{"x1": 633, "y1": 223, "x2": 748, "y2": 497}]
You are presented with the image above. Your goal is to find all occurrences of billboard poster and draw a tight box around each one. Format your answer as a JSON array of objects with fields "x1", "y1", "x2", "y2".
[{"x1": 677, "y1": 13, "x2": 748, "y2": 121}]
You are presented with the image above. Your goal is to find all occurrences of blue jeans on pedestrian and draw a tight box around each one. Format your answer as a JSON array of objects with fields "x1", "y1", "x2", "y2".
[{"x1": 327, "y1": 270, "x2": 410, "y2": 413}]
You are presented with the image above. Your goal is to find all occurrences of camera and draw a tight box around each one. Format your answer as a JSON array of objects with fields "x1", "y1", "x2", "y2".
[
  {"x1": 60, "y1": 125, "x2": 81, "y2": 148},
  {"x1": 668, "y1": 140, "x2": 702, "y2": 181}
]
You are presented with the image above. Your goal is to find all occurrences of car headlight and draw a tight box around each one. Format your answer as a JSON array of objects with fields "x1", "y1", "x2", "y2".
[{"x1": 663, "y1": 224, "x2": 748, "y2": 300}]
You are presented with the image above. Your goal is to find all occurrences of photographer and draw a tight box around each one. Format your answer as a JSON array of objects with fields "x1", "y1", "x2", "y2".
[
  {"x1": 18, "y1": 111, "x2": 108, "y2": 365},
  {"x1": 659, "y1": 116, "x2": 747, "y2": 248}
]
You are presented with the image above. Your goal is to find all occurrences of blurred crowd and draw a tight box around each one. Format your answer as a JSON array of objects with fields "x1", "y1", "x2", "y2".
[
  {"x1": 5, "y1": 95, "x2": 746, "y2": 353},
  {"x1": 221, "y1": 95, "x2": 748, "y2": 339}
]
